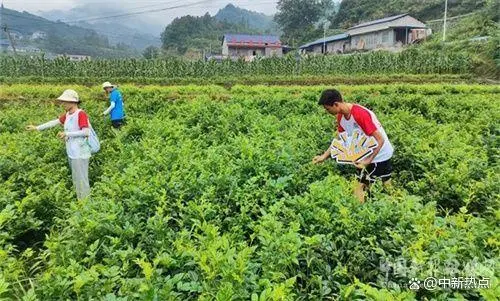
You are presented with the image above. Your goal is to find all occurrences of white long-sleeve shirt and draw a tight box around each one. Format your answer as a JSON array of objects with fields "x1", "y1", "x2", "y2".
[{"x1": 103, "y1": 102, "x2": 115, "y2": 115}]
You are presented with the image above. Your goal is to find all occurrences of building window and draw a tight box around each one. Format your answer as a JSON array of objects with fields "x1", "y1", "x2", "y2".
[
  {"x1": 365, "y1": 35, "x2": 374, "y2": 46},
  {"x1": 382, "y1": 31, "x2": 390, "y2": 43}
]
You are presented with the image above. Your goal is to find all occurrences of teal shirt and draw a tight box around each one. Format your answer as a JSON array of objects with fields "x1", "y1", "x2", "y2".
[{"x1": 109, "y1": 89, "x2": 125, "y2": 120}]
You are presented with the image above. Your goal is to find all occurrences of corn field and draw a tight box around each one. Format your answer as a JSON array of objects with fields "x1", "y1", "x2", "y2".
[{"x1": 0, "y1": 48, "x2": 472, "y2": 78}]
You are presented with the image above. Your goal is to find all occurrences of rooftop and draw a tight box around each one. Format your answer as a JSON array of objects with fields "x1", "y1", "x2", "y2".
[
  {"x1": 348, "y1": 14, "x2": 408, "y2": 30},
  {"x1": 299, "y1": 33, "x2": 349, "y2": 49},
  {"x1": 223, "y1": 34, "x2": 281, "y2": 45}
]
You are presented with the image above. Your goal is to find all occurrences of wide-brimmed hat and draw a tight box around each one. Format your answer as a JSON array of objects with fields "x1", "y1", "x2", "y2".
[
  {"x1": 102, "y1": 81, "x2": 115, "y2": 89},
  {"x1": 57, "y1": 89, "x2": 80, "y2": 103}
]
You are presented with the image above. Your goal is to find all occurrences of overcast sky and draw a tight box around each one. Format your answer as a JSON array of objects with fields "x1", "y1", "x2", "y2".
[{"x1": 3, "y1": 0, "x2": 279, "y2": 16}]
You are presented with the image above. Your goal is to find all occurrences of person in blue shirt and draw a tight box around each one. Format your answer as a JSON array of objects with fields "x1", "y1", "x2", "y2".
[{"x1": 102, "y1": 82, "x2": 125, "y2": 129}]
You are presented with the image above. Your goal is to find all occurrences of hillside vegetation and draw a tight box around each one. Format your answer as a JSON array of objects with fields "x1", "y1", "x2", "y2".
[{"x1": 0, "y1": 6, "x2": 139, "y2": 57}]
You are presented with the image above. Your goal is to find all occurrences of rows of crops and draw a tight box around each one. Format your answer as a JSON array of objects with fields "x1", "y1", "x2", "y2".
[
  {"x1": 0, "y1": 74, "x2": 476, "y2": 87},
  {"x1": 0, "y1": 49, "x2": 473, "y2": 78},
  {"x1": 0, "y1": 84, "x2": 498, "y2": 299}
]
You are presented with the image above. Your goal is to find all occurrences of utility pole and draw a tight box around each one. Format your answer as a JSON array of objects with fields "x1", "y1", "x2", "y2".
[
  {"x1": 323, "y1": 21, "x2": 331, "y2": 54},
  {"x1": 442, "y1": 0, "x2": 448, "y2": 42},
  {"x1": 323, "y1": 26, "x2": 326, "y2": 54},
  {"x1": 1, "y1": 1, "x2": 16, "y2": 54},
  {"x1": 2, "y1": 25, "x2": 17, "y2": 54}
]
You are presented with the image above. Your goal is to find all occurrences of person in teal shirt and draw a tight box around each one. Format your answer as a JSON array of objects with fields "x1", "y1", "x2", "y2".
[{"x1": 102, "y1": 82, "x2": 125, "y2": 129}]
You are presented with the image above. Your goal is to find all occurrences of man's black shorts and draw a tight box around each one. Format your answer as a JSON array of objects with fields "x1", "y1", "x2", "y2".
[
  {"x1": 356, "y1": 159, "x2": 392, "y2": 185},
  {"x1": 111, "y1": 119, "x2": 125, "y2": 129}
]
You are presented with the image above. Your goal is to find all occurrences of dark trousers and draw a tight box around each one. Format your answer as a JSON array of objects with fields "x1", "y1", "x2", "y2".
[{"x1": 111, "y1": 119, "x2": 125, "y2": 129}]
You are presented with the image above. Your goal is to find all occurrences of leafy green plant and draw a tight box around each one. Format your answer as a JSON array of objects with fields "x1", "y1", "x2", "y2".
[{"x1": 0, "y1": 83, "x2": 497, "y2": 299}]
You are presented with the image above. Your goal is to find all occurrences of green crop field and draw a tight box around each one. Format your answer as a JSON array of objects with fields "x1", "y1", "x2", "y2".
[
  {"x1": 0, "y1": 49, "x2": 472, "y2": 79},
  {"x1": 0, "y1": 83, "x2": 498, "y2": 300}
]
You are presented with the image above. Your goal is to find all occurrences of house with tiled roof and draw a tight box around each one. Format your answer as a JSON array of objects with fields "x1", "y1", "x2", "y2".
[
  {"x1": 300, "y1": 14, "x2": 430, "y2": 54},
  {"x1": 347, "y1": 14, "x2": 428, "y2": 51},
  {"x1": 222, "y1": 34, "x2": 283, "y2": 59},
  {"x1": 299, "y1": 33, "x2": 350, "y2": 54}
]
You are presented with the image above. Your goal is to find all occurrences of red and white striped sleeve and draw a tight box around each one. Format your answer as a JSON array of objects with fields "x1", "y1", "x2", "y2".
[{"x1": 351, "y1": 105, "x2": 377, "y2": 136}]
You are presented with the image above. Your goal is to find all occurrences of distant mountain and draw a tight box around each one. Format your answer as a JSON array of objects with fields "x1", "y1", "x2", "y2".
[
  {"x1": 0, "y1": 6, "x2": 139, "y2": 57},
  {"x1": 39, "y1": 4, "x2": 164, "y2": 35},
  {"x1": 215, "y1": 4, "x2": 278, "y2": 34},
  {"x1": 18, "y1": 3, "x2": 276, "y2": 53},
  {"x1": 73, "y1": 21, "x2": 161, "y2": 50},
  {"x1": 161, "y1": 4, "x2": 281, "y2": 56},
  {"x1": 1, "y1": 7, "x2": 97, "y2": 40},
  {"x1": 39, "y1": 3, "x2": 163, "y2": 49}
]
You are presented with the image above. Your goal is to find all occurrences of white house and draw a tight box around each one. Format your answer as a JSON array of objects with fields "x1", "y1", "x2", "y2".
[
  {"x1": 31, "y1": 31, "x2": 47, "y2": 40},
  {"x1": 57, "y1": 54, "x2": 91, "y2": 61},
  {"x1": 17, "y1": 46, "x2": 42, "y2": 53},
  {"x1": 222, "y1": 34, "x2": 283, "y2": 60},
  {"x1": 347, "y1": 14, "x2": 429, "y2": 51},
  {"x1": 9, "y1": 30, "x2": 23, "y2": 39},
  {"x1": 300, "y1": 14, "x2": 430, "y2": 54}
]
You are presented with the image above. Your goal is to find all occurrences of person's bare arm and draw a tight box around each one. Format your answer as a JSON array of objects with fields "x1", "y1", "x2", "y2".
[
  {"x1": 312, "y1": 148, "x2": 331, "y2": 164},
  {"x1": 355, "y1": 130, "x2": 384, "y2": 168}
]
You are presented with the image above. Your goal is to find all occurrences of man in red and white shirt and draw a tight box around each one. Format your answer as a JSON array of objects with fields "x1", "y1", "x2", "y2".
[{"x1": 312, "y1": 89, "x2": 394, "y2": 203}]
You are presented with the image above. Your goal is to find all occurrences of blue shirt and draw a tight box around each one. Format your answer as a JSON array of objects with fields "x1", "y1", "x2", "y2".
[{"x1": 109, "y1": 88, "x2": 125, "y2": 121}]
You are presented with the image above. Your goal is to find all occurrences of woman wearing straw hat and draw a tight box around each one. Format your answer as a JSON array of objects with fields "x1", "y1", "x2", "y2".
[
  {"x1": 26, "y1": 89, "x2": 92, "y2": 200},
  {"x1": 102, "y1": 82, "x2": 125, "y2": 129}
]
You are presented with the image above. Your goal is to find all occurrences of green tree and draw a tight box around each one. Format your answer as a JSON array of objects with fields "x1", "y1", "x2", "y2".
[
  {"x1": 161, "y1": 14, "x2": 215, "y2": 54},
  {"x1": 142, "y1": 45, "x2": 160, "y2": 59},
  {"x1": 332, "y1": 0, "x2": 488, "y2": 28},
  {"x1": 83, "y1": 31, "x2": 110, "y2": 48},
  {"x1": 274, "y1": 0, "x2": 332, "y2": 45},
  {"x1": 115, "y1": 42, "x2": 130, "y2": 51},
  {"x1": 160, "y1": 13, "x2": 260, "y2": 55}
]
